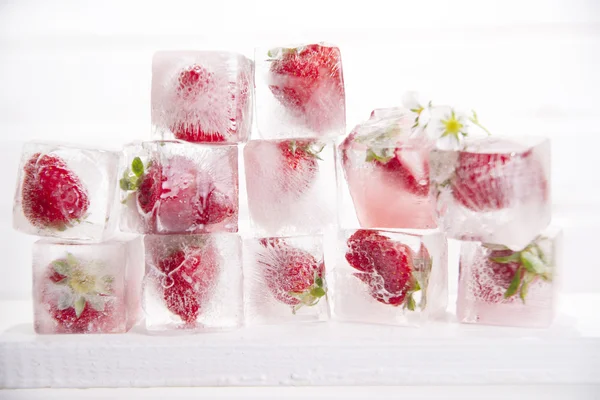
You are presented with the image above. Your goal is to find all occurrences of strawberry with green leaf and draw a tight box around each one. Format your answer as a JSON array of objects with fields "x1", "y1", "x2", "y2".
[
  {"x1": 42, "y1": 253, "x2": 115, "y2": 333},
  {"x1": 258, "y1": 238, "x2": 327, "y2": 314},
  {"x1": 120, "y1": 155, "x2": 235, "y2": 232},
  {"x1": 345, "y1": 230, "x2": 425, "y2": 310},
  {"x1": 479, "y1": 244, "x2": 552, "y2": 303}
]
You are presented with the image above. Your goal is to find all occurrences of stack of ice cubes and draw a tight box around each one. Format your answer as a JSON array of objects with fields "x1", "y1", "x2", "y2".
[
  {"x1": 429, "y1": 133, "x2": 561, "y2": 327},
  {"x1": 13, "y1": 142, "x2": 144, "y2": 334},
  {"x1": 242, "y1": 43, "x2": 346, "y2": 325},
  {"x1": 11, "y1": 43, "x2": 563, "y2": 335},
  {"x1": 335, "y1": 106, "x2": 449, "y2": 326}
]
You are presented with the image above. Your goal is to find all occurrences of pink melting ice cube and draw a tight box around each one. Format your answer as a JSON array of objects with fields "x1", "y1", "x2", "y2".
[
  {"x1": 255, "y1": 43, "x2": 346, "y2": 139},
  {"x1": 33, "y1": 237, "x2": 143, "y2": 334},
  {"x1": 457, "y1": 226, "x2": 562, "y2": 328},
  {"x1": 430, "y1": 136, "x2": 551, "y2": 251},
  {"x1": 152, "y1": 51, "x2": 253, "y2": 144},
  {"x1": 119, "y1": 141, "x2": 239, "y2": 234},
  {"x1": 338, "y1": 108, "x2": 436, "y2": 230}
]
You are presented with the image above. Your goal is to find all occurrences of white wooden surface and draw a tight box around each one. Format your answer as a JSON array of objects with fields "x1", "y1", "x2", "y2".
[{"x1": 1, "y1": 294, "x2": 598, "y2": 389}]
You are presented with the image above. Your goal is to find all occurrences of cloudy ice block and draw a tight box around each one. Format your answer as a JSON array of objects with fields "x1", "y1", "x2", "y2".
[
  {"x1": 430, "y1": 136, "x2": 551, "y2": 250},
  {"x1": 338, "y1": 108, "x2": 437, "y2": 230},
  {"x1": 152, "y1": 51, "x2": 253, "y2": 144},
  {"x1": 332, "y1": 229, "x2": 447, "y2": 326},
  {"x1": 244, "y1": 138, "x2": 336, "y2": 236},
  {"x1": 457, "y1": 226, "x2": 561, "y2": 328},
  {"x1": 33, "y1": 237, "x2": 143, "y2": 334},
  {"x1": 119, "y1": 140, "x2": 238, "y2": 234},
  {"x1": 143, "y1": 233, "x2": 243, "y2": 333},
  {"x1": 243, "y1": 235, "x2": 329, "y2": 325},
  {"x1": 13, "y1": 142, "x2": 120, "y2": 242},
  {"x1": 254, "y1": 43, "x2": 346, "y2": 139}
]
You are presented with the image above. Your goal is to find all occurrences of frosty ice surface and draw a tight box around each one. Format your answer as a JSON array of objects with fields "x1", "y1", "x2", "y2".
[
  {"x1": 332, "y1": 229, "x2": 447, "y2": 326},
  {"x1": 338, "y1": 108, "x2": 436, "y2": 229},
  {"x1": 13, "y1": 142, "x2": 120, "y2": 242},
  {"x1": 143, "y1": 233, "x2": 243, "y2": 332},
  {"x1": 430, "y1": 136, "x2": 551, "y2": 250},
  {"x1": 244, "y1": 138, "x2": 336, "y2": 236},
  {"x1": 254, "y1": 43, "x2": 346, "y2": 139},
  {"x1": 152, "y1": 51, "x2": 253, "y2": 144},
  {"x1": 119, "y1": 141, "x2": 238, "y2": 234},
  {"x1": 457, "y1": 226, "x2": 561, "y2": 328},
  {"x1": 243, "y1": 235, "x2": 329, "y2": 325},
  {"x1": 32, "y1": 237, "x2": 143, "y2": 334}
]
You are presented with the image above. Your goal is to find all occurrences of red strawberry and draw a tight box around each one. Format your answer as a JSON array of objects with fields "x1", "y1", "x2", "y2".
[
  {"x1": 121, "y1": 156, "x2": 236, "y2": 232},
  {"x1": 156, "y1": 245, "x2": 218, "y2": 325},
  {"x1": 371, "y1": 148, "x2": 430, "y2": 197},
  {"x1": 268, "y1": 44, "x2": 345, "y2": 133},
  {"x1": 452, "y1": 150, "x2": 548, "y2": 212},
  {"x1": 258, "y1": 238, "x2": 326, "y2": 312},
  {"x1": 277, "y1": 140, "x2": 323, "y2": 193},
  {"x1": 346, "y1": 230, "x2": 421, "y2": 309},
  {"x1": 169, "y1": 62, "x2": 250, "y2": 143},
  {"x1": 21, "y1": 153, "x2": 90, "y2": 230},
  {"x1": 170, "y1": 64, "x2": 226, "y2": 143},
  {"x1": 470, "y1": 245, "x2": 551, "y2": 304},
  {"x1": 41, "y1": 255, "x2": 115, "y2": 333}
]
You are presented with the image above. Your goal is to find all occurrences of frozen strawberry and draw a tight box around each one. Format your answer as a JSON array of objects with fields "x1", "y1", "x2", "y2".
[
  {"x1": 21, "y1": 153, "x2": 90, "y2": 230},
  {"x1": 346, "y1": 230, "x2": 421, "y2": 309},
  {"x1": 278, "y1": 140, "x2": 324, "y2": 193},
  {"x1": 367, "y1": 147, "x2": 430, "y2": 197},
  {"x1": 258, "y1": 238, "x2": 326, "y2": 313},
  {"x1": 268, "y1": 44, "x2": 345, "y2": 133},
  {"x1": 120, "y1": 155, "x2": 235, "y2": 232},
  {"x1": 156, "y1": 245, "x2": 218, "y2": 325},
  {"x1": 452, "y1": 151, "x2": 548, "y2": 212},
  {"x1": 41, "y1": 254, "x2": 115, "y2": 333},
  {"x1": 471, "y1": 245, "x2": 552, "y2": 304}
]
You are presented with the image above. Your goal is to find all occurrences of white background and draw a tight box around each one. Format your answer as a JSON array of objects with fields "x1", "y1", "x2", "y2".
[{"x1": 0, "y1": 0, "x2": 599, "y2": 300}]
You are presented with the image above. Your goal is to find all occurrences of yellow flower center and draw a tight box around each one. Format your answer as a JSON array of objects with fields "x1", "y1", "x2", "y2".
[
  {"x1": 69, "y1": 269, "x2": 96, "y2": 294},
  {"x1": 442, "y1": 116, "x2": 463, "y2": 136}
]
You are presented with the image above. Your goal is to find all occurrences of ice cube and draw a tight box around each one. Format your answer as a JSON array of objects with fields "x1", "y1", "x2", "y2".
[
  {"x1": 32, "y1": 236, "x2": 143, "y2": 334},
  {"x1": 13, "y1": 142, "x2": 120, "y2": 242},
  {"x1": 332, "y1": 229, "x2": 447, "y2": 326},
  {"x1": 244, "y1": 138, "x2": 336, "y2": 235},
  {"x1": 243, "y1": 235, "x2": 329, "y2": 325},
  {"x1": 143, "y1": 233, "x2": 242, "y2": 332},
  {"x1": 254, "y1": 43, "x2": 346, "y2": 139},
  {"x1": 456, "y1": 226, "x2": 561, "y2": 327},
  {"x1": 119, "y1": 141, "x2": 239, "y2": 234},
  {"x1": 338, "y1": 109, "x2": 437, "y2": 229},
  {"x1": 152, "y1": 51, "x2": 253, "y2": 144},
  {"x1": 430, "y1": 136, "x2": 551, "y2": 250}
]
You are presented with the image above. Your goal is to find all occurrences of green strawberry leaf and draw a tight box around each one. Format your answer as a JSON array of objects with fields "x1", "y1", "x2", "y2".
[
  {"x1": 52, "y1": 260, "x2": 71, "y2": 277},
  {"x1": 490, "y1": 253, "x2": 521, "y2": 264},
  {"x1": 520, "y1": 251, "x2": 547, "y2": 275},
  {"x1": 74, "y1": 296, "x2": 86, "y2": 318},
  {"x1": 519, "y1": 273, "x2": 535, "y2": 303},
  {"x1": 406, "y1": 294, "x2": 417, "y2": 311},
  {"x1": 413, "y1": 279, "x2": 421, "y2": 292},
  {"x1": 310, "y1": 287, "x2": 326, "y2": 298},
  {"x1": 131, "y1": 157, "x2": 144, "y2": 176},
  {"x1": 365, "y1": 148, "x2": 393, "y2": 163},
  {"x1": 315, "y1": 276, "x2": 324, "y2": 288},
  {"x1": 504, "y1": 267, "x2": 522, "y2": 299},
  {"x1": 66, "y1": 253, "x2": 79, "y2": 268}
]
